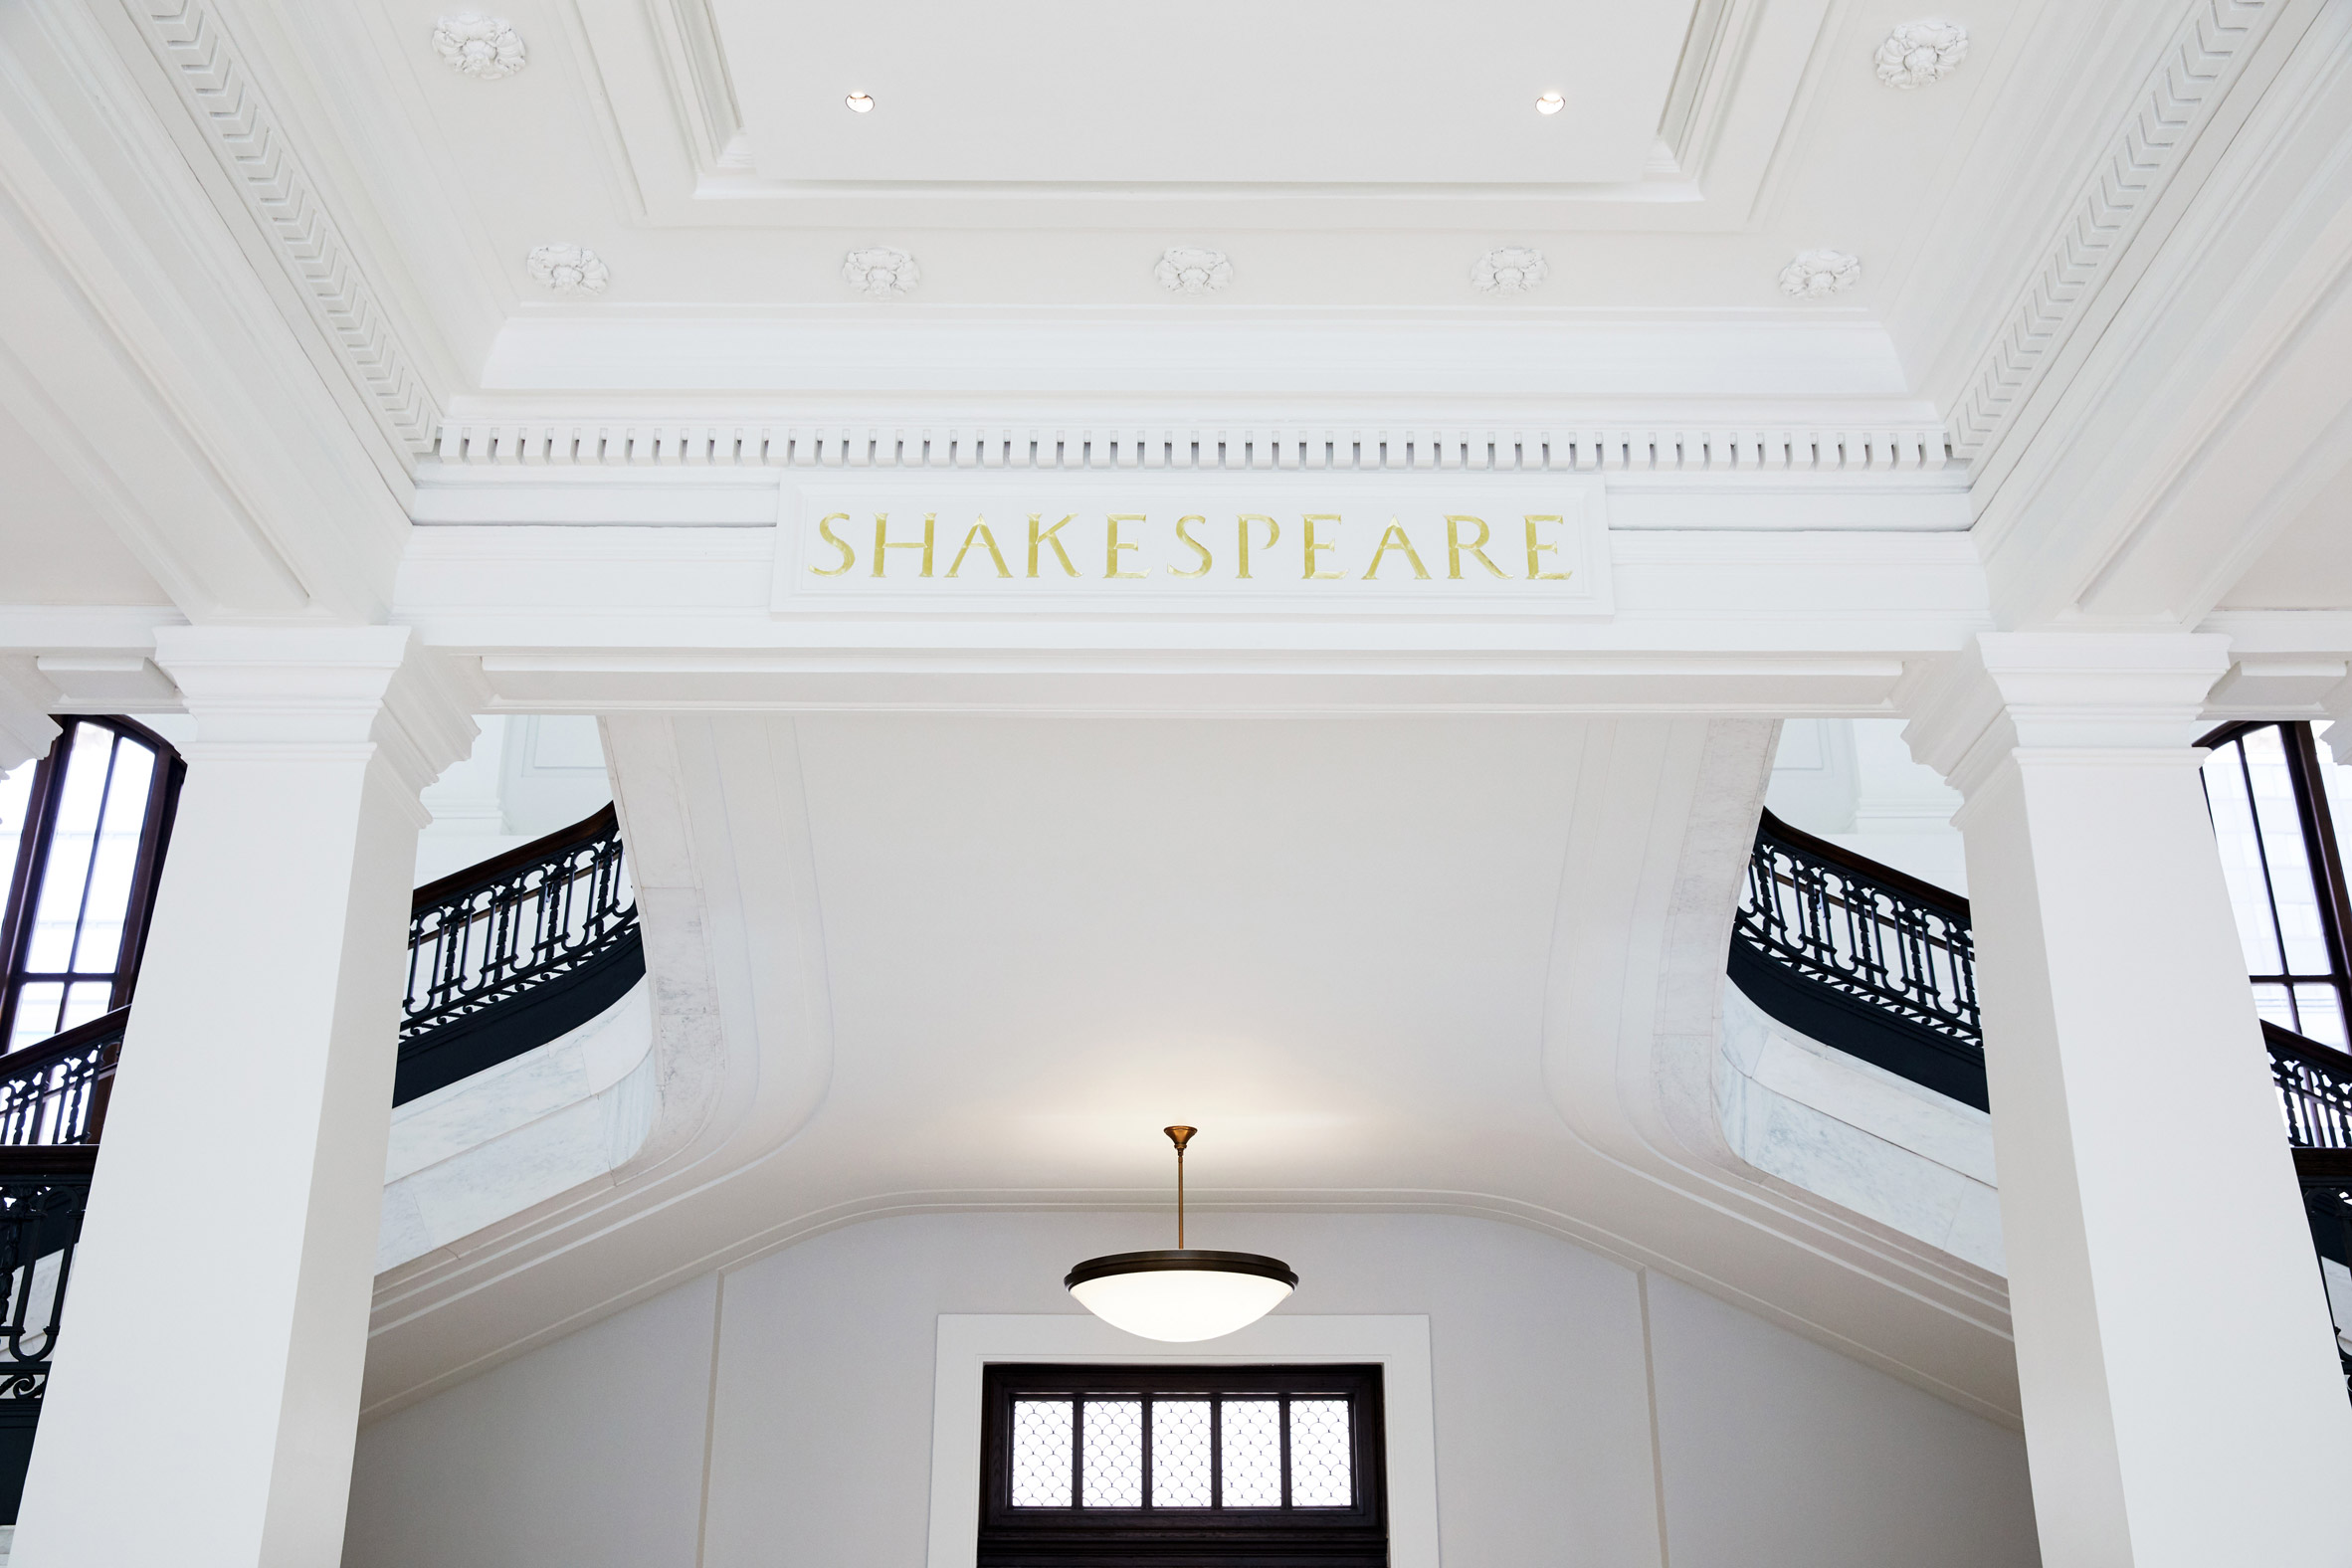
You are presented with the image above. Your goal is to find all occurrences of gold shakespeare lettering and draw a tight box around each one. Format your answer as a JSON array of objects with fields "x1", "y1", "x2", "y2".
[
  {"x1": 1028, "y1": 513, "x2": 1080, "y2": 578},
  {"x1": 1301, "y1": 514, "x2": 1344, "y2": 580},
  {"x1": 1237, "y1": 514, "x2": 1278, "y2": 580},
  {"x1": 1168, "y1": 515, "x2": 1213, "y2": 578},
  {"x1": 811, "y1": 512, "x2": 857, "y2": 575},
  {"x1": 1105, "y1": 514, "x2": 1149, "y2": 579},
  {"x1": 872, "y1": 512, "x2": 935, "y2": 578}
]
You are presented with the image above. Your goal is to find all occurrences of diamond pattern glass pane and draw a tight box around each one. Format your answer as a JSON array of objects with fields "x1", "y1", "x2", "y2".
[
  {"x1": 1289, "y1": 1399, "x2": 1352, "y2": 1506},
  {"x1": 1220, "y1": 1399, "x2": 1282, "y2": 1507},
  {"x1": 1080, "y1": 1400, "x2": 1142, "y2": 1508},
  {"x1": 1151, "y1": 1400, "x2": 1212, "y2": 1507},
  {"x1": 1010, "y1": 1399, "x2": 1073, "y2": 1507}
]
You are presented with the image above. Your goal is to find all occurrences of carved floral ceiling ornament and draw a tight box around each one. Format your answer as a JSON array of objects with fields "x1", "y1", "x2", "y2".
[
  {"x1": 844, "y1": 247, "x2": 921, "y2": 297},
  {"x1": 1154, "y1": 248, "x2": 1233, "y2": 295},
  {"x1": 1778, "y1": 249, "x2": 1862, "y2": 298},
  {"x1": 1874, "y1": 21, "x2": 1968, "y2": 89},
  {"x1": 1470, "y1": 247, "x2": 1548, "y2": 294},
  {"x1": 433, "y1": 14, "x2": 527, "y2": 80},
  {"x1": 525, "y1": 243, "x2": 609, "y2": 294}
]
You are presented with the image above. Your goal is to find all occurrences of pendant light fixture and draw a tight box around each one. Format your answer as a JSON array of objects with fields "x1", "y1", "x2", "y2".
[{"x1": 1065, "y1": 1126, "x2": 1297, "y2": 1342}]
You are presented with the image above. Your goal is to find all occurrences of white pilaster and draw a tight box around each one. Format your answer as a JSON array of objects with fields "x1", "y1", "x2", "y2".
[
  {"x1": 1907, "y1": 632, "x2": 2352, "y2": 1567},
  {"x1": 10, "y1": 627, "x2": 472, "y2": 1568}
]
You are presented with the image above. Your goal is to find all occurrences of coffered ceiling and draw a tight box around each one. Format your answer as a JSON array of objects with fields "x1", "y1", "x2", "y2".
[{"x1": 715, "y1": 0, "x2": 1698, "y2": 187}]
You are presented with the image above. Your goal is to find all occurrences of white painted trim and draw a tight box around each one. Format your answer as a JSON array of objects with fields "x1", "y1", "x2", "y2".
[
  {"x1": 431, "y1": 421, "x2": 1952, "y2": 477},
  {"x1": 925, "y1": 1314, "x2": 1440, "y2": 1568}
]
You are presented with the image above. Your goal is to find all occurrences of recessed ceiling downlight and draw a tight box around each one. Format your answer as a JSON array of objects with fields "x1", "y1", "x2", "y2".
[
  {"x1": 846, "y1": 92, "x2": 875, "y2": 112},
  {"x1": 1064, "y1": 1126, "x2": 1297, "y2": 1342},
  {"x1": 1536, "y1": 91, "x2": 1565, "y2": 114}
]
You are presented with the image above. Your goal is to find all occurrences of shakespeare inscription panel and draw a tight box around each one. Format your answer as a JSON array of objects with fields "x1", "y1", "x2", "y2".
[{"x1": 771, "y1": 479, "x2": 1612, "y2": 620}]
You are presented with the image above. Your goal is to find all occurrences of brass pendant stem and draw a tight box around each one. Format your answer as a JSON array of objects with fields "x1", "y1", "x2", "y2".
[{"x1": 1164, "y1": 1125, "x2": 1196, "y2": 1250}]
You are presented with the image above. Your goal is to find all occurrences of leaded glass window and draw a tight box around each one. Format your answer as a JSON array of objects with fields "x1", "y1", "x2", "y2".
[
  {"x1": 981, "y1": 1364, "x2": 1385, "y2": 1568},
  {"x1": 2201, "y1": 721, "x2": 2352, "y2": 1047},
  {"x1": 0, "y1": 718, "x2": 182, "y2": 1054}
]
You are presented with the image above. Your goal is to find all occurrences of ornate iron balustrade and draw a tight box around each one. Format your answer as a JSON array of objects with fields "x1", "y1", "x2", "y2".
[
  {"x1": 0, "y1": 1149, "x2": 93, "y2": 1520},
  {"x1": 0, "y1": 1013, "x2": 112, "y2": 1507},
  {"x1": 1728, "y1": 810, "x2": 1988, "y2": 1109},
  {"x1": 0, "y1": 1010, "x2": 122, "y2": 1149},
  {"x1": 399, "y1": 804, "x2": 643, "y2": 1105},
  {"x1": 2258, "y1": 1026, "x2": 2352, "y2": 1401},
  {"x1": 2270, "y1": 1024, "x2": 2352, "y2": 1152}
]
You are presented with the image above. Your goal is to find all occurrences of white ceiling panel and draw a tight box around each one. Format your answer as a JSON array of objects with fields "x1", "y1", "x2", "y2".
[{"x1": 715, "y1": 0, "x2": 1698, "y2": 185}]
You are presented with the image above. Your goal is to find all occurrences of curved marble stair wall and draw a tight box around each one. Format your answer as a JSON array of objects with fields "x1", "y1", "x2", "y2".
[
  {"x1": 378, "y1": 713, "x2": 2009, "y2": 1287},
  {"x1": 1727, "y1": 717, "x2": 2000, "y2": 1274},
  {"x1": 380, "y1": 980, "x2": 656, "y2": 1274},
  {"x1": 385, "y1": 715, "x2": 648, "y2": 1274},
  {"x1": 1716, "y1": 978, "x2": 2002, "y2": 1274}
]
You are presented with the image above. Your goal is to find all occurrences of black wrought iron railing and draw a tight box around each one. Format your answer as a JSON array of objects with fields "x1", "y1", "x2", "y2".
[
  {"x1": 399, "y1": 804, "x2": 642, "y2": 1105},
  {"x1": 2264, "y1": 1022, "x2": 2352, "y2": 1397},
  {"x1": 1728, "y1": 810, "x2": 1988, "y2": 1109},
  {"x1": 0, "y1": 1010, "x2": 123, "y2": 1150},
  {"x1": 0, "y1": 1151, "x2": 91, "y2": 1519},
  {"x1": 2271, "y1": 1023, "x2": 2352, "y2": 1152},
  {"x1": 0, "y1": 1016, "x2": 112, "y2": 1521}
]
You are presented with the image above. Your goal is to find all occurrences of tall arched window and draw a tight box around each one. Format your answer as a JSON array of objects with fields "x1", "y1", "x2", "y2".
[
  {"x1": 0, "y1": 717, "x2": 183, "y2": 1055},
  {"x1": 2201, "y1": 720, "x2": 2352, "y2": 1047}
]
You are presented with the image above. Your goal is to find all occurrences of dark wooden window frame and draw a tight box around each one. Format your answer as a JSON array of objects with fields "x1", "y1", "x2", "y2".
[
  {"x1": 0, "y1": 717, "x2": 183, "y2": 1054},
  {"x1": 2199, "y1": 719, "x2": 2352, "y2": 1044},
  {"x1": 978, "y1": 1362, "x2": 1388, "y2": 1568}
]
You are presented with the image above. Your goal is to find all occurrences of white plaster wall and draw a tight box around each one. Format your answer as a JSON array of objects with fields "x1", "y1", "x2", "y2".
[
  {"x1": 414, "y1": 715, "x2": 614, "y2": 886},
  {"x1": 1646, "y1": 1272, "x2": 2042, "y2": 1568},
  {"x1": 343, "y1": 1211, "x2": 2039, "y2": 1568},
  {"x1": 1768, "y1": 718, "x2": 1968, "y2": 892},
  {"x1": 344, "y1": 1274, "x2": 717, "y2": 1568}
]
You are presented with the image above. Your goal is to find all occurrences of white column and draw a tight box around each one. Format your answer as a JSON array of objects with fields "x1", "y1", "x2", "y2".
[
  {"x1": 11, "y1": 627, "x2": 472, "y2": 1568},
  {"x1": 1908, "y1": 632, "x2": 2352, "y2": 1567}
]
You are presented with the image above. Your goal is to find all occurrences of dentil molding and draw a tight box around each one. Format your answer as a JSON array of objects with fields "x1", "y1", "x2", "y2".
[
  {"x1": 526, "y1": 243, "x2": 610, "y2": 294},
  {"x1": 844, "y1": 247, "x2": 920, "y2": 296},
  {"x1": 1946, "y1": 0, "x2": 2274, "y2": 461},
  {"x1": 1874, "y1": 22, "x2": 1968, "y2": 89},
  {"x1": 432, "y1": 14, "x2": 526, "y2": 80},
  {"x1": 1779, "y1": 250, "x2": 1861, "y2": 298},
  {"x1": 123, "y1": 1, "x2": 442, "y2": 456},
  {"x1": 1470, "y1": 247, "x2": 1548, "y2": 294},
  {"x1": 429, "y1": 419, "x2": 1954, "y2": 475},
  {"x1": 1154, "y1": 248, "x2": 1232, "y2": 294}
]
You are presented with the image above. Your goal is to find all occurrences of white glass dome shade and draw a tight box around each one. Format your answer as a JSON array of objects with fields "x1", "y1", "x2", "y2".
[
  {"x1": 1064, "y1": 1250, "x2": 1297, "y2": 1342},
  {"x1": 1065, "y1": 1125, "x2": 1298, "y2": 1342}
]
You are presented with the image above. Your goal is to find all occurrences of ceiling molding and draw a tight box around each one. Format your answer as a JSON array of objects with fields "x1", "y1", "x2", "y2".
[
  {"x1": 643, "y1": 0, "x2": 742, "y2": 170},
  {"x1": 118, "y1": 0, "x2": 443, "y2": 458},
  {"x1": 430, "y1": 419, "x2": 1955, "y2": 476},
  {"x1": 1944, "y1": 0, "x2": 2282, "y2": 465},
  {"x1": 574, "y1": 0, "x2": 1831, "y2": 230}
]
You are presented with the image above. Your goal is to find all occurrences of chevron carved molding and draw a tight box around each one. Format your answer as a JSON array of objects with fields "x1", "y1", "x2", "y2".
[
  {"x1": 1946, "y1": 0, "x2": 2272, "y2": 462},
  {"x1": 126, "y1": 1, "x2": 442, "y2": 456}
]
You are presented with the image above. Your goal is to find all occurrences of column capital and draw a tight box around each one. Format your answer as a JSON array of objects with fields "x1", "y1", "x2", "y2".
[
  {"x1": 2323, "y1": 679, "x2": 2352, "y2": 767},
  {"x1": 1903, "y1": 631, "x2": 2233, "y2": 798},
  {"x1": 150, "y1": 625, "x2": 477, "y2": 801},
  {"x1": 0, "y1": 659, "x2": 61, "y2": 773}
]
